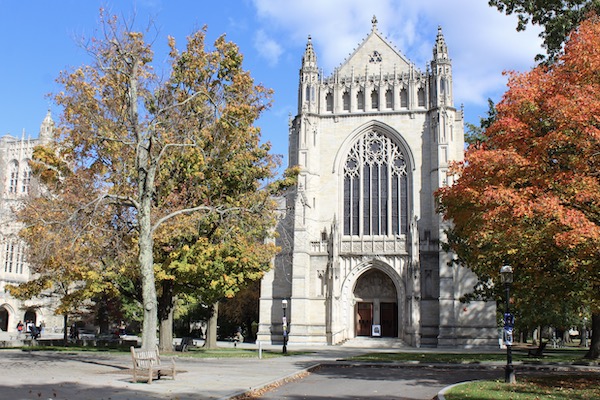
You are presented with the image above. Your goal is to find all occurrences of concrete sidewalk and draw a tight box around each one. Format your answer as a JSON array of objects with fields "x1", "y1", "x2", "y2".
[
  {"x1": 1, "y1": 342, "x2": 597, "y2": 400},
  {"x1": 0, "y1": 343, "x2": 362, "y2": 400}
]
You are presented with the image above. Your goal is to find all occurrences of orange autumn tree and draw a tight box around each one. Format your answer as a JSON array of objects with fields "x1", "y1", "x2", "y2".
[{"x1": 437, "y1": 15, "x2": 600, "y2": 359}]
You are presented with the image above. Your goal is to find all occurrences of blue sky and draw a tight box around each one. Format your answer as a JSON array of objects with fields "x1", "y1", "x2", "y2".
[{"x1": 0, "y1": 0, "x2": 543, "y2": 169}]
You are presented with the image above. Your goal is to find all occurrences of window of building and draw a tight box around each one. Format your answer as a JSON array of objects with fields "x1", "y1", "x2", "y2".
[
  {"x1": 15, "y1": 242, "x2": 25, "y2": 274},
  {"x1": 371, "y1": 90, "x2": 378, "y2": 110},
  {"x1": 21, "y1": 166, "x2": 32, "y2": 194},
  {"x1": 8, "y1": 161, "x2": 18, "y2": 195},
  {"x1": 357, "y1": 90, "x2": 364, "y2": 111},
  {"x1": 417, "y1": 87, "x2": 426, "y2": 107},
  {"x1": 343, "y1": 130, "x2": 408, "y2": 236},
  {"x1": 385, "y1": 89, "x2": 393, "y2": 109},
  {"x1": 343, "y1": 91, "x2": 350, "y2": 111},
  {"x1": 326, "y1": 92, "x2": 333, "y2": 112},
  {"x1": 4, "y1": 241, "x2": 14, "y2": 273},
  {"x1": 400, "y1": 89, "x2": 408, "y2": 108}
]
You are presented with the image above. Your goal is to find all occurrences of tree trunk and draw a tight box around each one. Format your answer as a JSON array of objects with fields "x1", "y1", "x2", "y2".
[
  {"x1": 584, "y1": 312, "x2": 600, "y2": 359},
  {"x1": 139, "y1": 213, "x2": 157, "y2": 350},
  {"x1": 204, "y1": 302, "x2": 219, "y2": 349},
  {"x1": 96, "y1": 296, "x2": 109, "y2": 334},
  {"x1": 62, "y1": 314, "x2": 68, "y2": 346},
  {"x1": 158, "y1": 280, "x2": 175, "y2": 353}
]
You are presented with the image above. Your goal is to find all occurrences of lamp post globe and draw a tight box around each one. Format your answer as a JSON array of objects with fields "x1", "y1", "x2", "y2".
[{"x1": 500, "y1": 264, "x2": 516, "y2": 384}]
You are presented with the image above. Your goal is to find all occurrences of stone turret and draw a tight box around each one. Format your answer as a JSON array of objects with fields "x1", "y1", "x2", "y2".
[
  {"x1": 39, "y1": 110, "x2": 55, "y2": 144},
  {"x1": 298, "y1": 35, "x2": 319, "y2": 113},
  {"x1": 430, "y1": 26, "x2": 453, "y2": 108}
]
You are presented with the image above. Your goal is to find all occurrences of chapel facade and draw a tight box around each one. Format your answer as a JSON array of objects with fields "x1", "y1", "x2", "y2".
[
  {"x1": 0, "y1": 112, "x2": 62, "y2": 336},
  {"x1": 257, "y1": 18, "x2": 497, "y2": 347}
]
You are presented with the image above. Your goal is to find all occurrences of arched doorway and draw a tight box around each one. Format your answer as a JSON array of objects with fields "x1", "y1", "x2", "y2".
[
  {"x1": 24, "y1": 309, "x2": 37, "y2": 326},
  {"x1": 0, "y1": 306, "x2": 8, "y2": 331},
  {"x1": 353, "y1": 269, "x2": 398, "y2": 337}
]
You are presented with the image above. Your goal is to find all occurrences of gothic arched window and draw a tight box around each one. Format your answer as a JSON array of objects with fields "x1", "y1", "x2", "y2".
[
  {"x1": 385, "y1": 89, "x2": 393, "y2": 109},
  {"x1": 417, "y1": 87, "x2": 426, "y2": 107},
  {"x1": 326, "y1": 92, "x2": 333, "y2": 112},
  {"x1": 400, "y1": 89, "x2": 408, "y2": 108},
  {"x1": 21, "y1": 164, "x2": 32, "y2": 194},
  {"x1": 342, "y1": 91, "x2": 350, "y2": 111},
  {"x1": 371, "y1": 90, "x2": 379, "y2": 110},
  {"x1": 343, "y1": 130, "x2": 408, "y2": 236},
  {"x1": 8, "y1": 161, "x2": 18, "y2": 195},
  {"x1": 357, "y1": 90, "x2": 364, "y2": 111}
]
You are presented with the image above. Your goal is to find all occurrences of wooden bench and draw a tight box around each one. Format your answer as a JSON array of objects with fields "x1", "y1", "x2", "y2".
[
  {"x1": 528, "y1": 341, "x2": 547, "y2": 357},
  {"x1": 175, "y1": 337, "x2": 194, "y2": 352},
  {"x1": 130, "y1": 346, "x2": 176, "y2": 383}
]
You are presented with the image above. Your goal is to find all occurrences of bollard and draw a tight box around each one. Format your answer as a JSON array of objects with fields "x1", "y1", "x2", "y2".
[{"x1": 258, "y1": 341, "x2": 262, "y2": 359}]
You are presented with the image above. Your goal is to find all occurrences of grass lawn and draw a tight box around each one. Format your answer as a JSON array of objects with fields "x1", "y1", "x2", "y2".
[
  {"x1": 348, "y1": 348, "x2": 598, "y2": 365},
  {"x1": 444, "y1": 374, "x2": 600, "y2": 400},
  {"x1": 19, "y1": 344, "x2": 306, "y2": 359},
  {"x1": 348, "y1": 348, "x2": 599, "y2": 400}
]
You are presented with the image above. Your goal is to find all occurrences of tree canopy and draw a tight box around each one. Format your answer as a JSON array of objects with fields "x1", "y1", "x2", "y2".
[
  {"x1": 437, "y1": 15, "x2": 600, "y2": 358},
  {"x1": 14, "y1": 11, "x2": 291, "y2": 350},
  {"x1": 489, "y1": 0, "x2": 600, "y2": 61}
]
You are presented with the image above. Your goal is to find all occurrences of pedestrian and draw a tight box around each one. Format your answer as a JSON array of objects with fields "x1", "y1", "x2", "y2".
[
  {"x1": 70, "y1": 323, "x2": 78, "y2": 340},
  {"x1": 118, "y1": 321, "x2": 126, "y2": 336},
  {"x1": 16, "y1": 321, "x2": 23, "y2": 335},
  {"x1": 30, "y1": 324, "x2": 40, "y2": 340}
]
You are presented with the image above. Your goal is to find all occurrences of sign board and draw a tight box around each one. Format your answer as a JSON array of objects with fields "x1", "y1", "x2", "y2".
[{"x1": 371, "y1": 324, "x2": 381, "y2": 337}]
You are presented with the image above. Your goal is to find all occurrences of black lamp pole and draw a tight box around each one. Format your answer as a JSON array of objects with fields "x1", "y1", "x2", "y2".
[
  {"x1": 282, "y1": 299, "x2": 288, "y2": 354},
  {"x1": 500, "y1": 265, "x2": 516, "y2": 384}
]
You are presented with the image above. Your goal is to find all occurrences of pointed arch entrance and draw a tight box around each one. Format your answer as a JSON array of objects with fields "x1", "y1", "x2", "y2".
[
  {"x1": 353, "y1": 269, "x2": 398, "y2": 337},
  {"x1": 0, "y1": 306, "x2": 8, "y2": 331}
]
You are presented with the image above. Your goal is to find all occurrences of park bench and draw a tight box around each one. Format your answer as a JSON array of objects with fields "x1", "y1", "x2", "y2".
[
  {"x1": 130, "y1": 346, "x2": 176, "y2": 383},
  {"x1": 175, "y1": 336, "x2": 194, "y2": 352},
  {"x1": 528, "y1": 341, "x2": 547, "y2": 357}
]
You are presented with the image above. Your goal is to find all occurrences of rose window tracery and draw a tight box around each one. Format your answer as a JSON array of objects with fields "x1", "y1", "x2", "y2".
[{"x1": 343, "y1": 130, "x2": 408, "y2": 236}]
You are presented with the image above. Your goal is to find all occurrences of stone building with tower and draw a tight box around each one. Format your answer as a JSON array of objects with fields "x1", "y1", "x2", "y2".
[
  {"x1": 257, "y1": 18, "x2": 497, "y2": 347},
  {"x1": 0, "y1": 112, "x2": 62, "y2": 336}
]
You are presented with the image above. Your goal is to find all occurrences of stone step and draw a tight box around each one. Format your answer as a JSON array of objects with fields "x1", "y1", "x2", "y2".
[{"x1": 341, "y1": 337, "x2": 407, "y2": 348}]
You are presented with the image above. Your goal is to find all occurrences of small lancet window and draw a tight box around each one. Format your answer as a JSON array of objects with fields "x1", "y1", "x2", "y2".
[
  {"x1": 385, "y1": 89, "x2": 393, "y2": 109},
  {"x1": 357, "y1": 90, "x2": 365, "y2": 111},
  {"x1": 400, "y1": 89, "x2": 408, "y2": 108},
  {"x1": 417, "y1": 88, "x2": 426, "y2": 107},
  {"x1": 343, "y1": 91, "x2": 350, "y2": 111},
  {"x1": 371, "y1": 90, "x2": 379, "y2": 110}
]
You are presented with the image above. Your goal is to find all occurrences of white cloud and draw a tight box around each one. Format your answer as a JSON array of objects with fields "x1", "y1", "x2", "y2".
[
  {"x1": 251, "y1": 0, "x2": 544, "y2": 120},
  {"x1": 254, "y1": 29, "x2": 284, "y2": 67}
]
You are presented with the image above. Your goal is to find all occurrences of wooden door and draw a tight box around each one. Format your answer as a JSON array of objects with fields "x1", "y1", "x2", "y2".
[
  {"x1": 356, "y1": 302, "x2": 373, "y2": 336},
  {"x1": 380, "y1": 302, "x2": 398, "y2": 337}
]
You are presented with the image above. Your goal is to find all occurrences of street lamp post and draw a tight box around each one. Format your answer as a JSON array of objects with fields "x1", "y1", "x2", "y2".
[
  {"x1": 500, "y1": 264, "x2": 516, "y2": 384},
  {"x1": 282, "y1": 299, "x2": 288, "y2": 354}
]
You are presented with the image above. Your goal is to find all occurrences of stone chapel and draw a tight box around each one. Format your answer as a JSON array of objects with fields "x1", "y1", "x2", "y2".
[{"x1": 257, "y1": 18, "x2": 498, "y2": 347}]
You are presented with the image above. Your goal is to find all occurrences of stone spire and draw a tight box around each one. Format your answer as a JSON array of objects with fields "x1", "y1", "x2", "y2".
[
  {"x1": 301, "y1": 35, "x2": 318, "y2": 71},
  {"x1": 299, "y1": 35, "x2": 319, "y2": 113},
  {"x1": 39, "y1": 109, "x2": 55, "y2": 144},
  {"x1": 433, "y1": 26, "x2": 449, "y2": 61}
]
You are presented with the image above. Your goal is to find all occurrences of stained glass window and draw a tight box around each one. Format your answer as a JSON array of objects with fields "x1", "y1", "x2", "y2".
[{"x1": 343, "y1": 130, "x2": 408, "y2": 236}]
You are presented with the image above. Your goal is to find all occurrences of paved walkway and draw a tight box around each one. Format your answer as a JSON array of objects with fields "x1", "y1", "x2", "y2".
[
  {"x1": 0, "y1": 343, "x2": 365, "y2": 400},
  {"x1": 0, "y1": 342, "x2": 597, "y2": 400}
]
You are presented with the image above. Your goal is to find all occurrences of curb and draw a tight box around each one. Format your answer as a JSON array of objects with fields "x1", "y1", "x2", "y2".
[
  {"x1": 225, "y1": 360, "x2": 600, "y2": 400},
  {"x1": 226, "y1": 363, "x2": 322, "y2": 400},
  {"x1": 437, "y1": 380, "x2": 488, "y2": 400}
]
